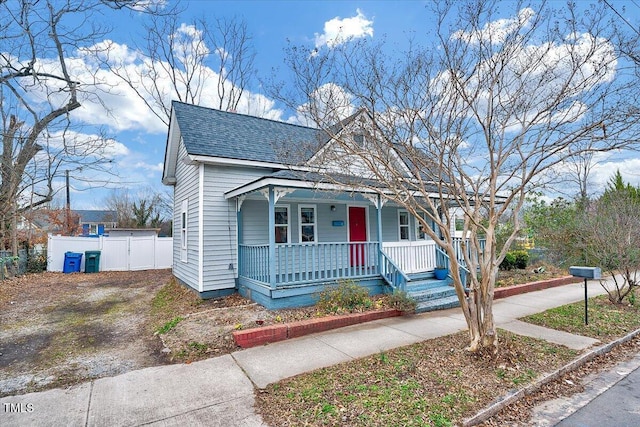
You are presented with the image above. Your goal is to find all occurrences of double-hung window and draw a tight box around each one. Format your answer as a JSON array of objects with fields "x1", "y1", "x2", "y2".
[
  {"x1": 275, "y1": 206, "x2": 290, "y2": 244},
  {"x1": 416, "y1": 212, "x2": 431, "y2": 240},
  {"x1": 299, "y1": 205, "x2": 317, "y2": 243},
  {"x1": 398, "y1": 210, "x2": 410, "y2": 241}
]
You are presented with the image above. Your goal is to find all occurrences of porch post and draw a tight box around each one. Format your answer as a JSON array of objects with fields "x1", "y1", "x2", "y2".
[
  {"x1": 376, "y1": 194, "x2": 383, "y2": 275},
  {"x1": 236, "y1": 198, "x2": 242, "y2": 278},
  {"x1": 268, "y1": 185, "x2": 277, "y2": 289}
]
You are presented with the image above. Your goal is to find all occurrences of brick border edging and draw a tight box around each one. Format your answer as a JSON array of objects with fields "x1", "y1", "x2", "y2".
[
  {"x1": 233, "y1": 276, "x2": 584, "y2": 348},
  {"x1": 462, "y1": 328, "x2": 640, "y2": 426},
  {"x1": 232, "y1": 309, "x2": 403, "y2": 348},
  {"x1": 494, "y1": 275, "x2": 582, "y2": 299}
]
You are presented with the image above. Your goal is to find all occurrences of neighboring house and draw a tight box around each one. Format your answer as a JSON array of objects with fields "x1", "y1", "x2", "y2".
[
  {"x1": 106, "y1": 228, "x2": 160, "y2": 237},
  {"x1": 75, "y1": 210, "x2": 117, "y2": 236},
  {"x1": 18, "y1": 209, "x2": 118, "y2": 239},
  {"x1": 162, "y1": 101, "x2": 468, "y2": 309}
]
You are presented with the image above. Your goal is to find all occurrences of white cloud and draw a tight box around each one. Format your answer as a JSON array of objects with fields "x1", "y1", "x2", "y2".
[
  {"x1": 314, "y1": 9, "x2": 374, "y2": 50},
  {"x1": 588, "y1": 156, "x2": 640, "y2": 193},
  {"x1": 452, "y1": 7, "x2": 535, "y2": 45},
  {"x1": 434, "y1": 22, "x2": 616, "y2": 134},
  {"x1": 288, "y1": 83, "x2": 355, "y2": 126}
]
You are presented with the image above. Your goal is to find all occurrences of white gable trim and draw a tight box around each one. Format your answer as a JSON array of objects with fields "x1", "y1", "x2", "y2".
[
  {"x1": 307, "y1": 110, "x2": 413, "y2": 178},
  {"x1": 162, "y1": 110, "x2": 181, "y2": 185}
]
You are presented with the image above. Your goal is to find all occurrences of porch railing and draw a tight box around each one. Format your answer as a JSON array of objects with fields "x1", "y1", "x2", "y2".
[
  {"x1": 239, "y1": 242, "x2": 380, "y2": 287},
  {"x1": 381, "y1": 241, "x2": 437, "y2": 274},
  {"x1": 435, "y1": 246, "x2": 470, "y2": 288},
  {"x1": 452, "y1": 237, "x2": 486, "y2": 266},
  {"x1": 238, "y1": 244, "x2": 269, "y2": 283},
  {"x1": 380, "y1": 249, "x2": 409, "y2": 292}
]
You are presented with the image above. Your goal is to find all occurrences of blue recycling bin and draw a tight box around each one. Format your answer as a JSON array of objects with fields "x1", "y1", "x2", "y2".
[{"x1": 63, "y1": 252, "x2": 83, "y2": 273}]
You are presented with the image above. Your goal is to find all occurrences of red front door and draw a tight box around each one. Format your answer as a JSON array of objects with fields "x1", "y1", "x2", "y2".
[{"x1": 348, "y1": 207, "x2": 367, "y2": 267}]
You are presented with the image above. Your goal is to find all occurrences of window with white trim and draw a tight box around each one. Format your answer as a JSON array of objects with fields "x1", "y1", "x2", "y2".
[
  {"x1": 398, "y1": 210, "x2": 410, "y2": 241},
  {"x1": 275, "y1": 205, "x2": 290, "y2": 244},
  {"x1": 180, "y1": 199, "x2": 188, "y2": 262},
  {"x1": 299, "y1": 205, "x2": 317, "y2": 243},
  {"x1": 416, "y1": 212, "x2": 431, "y2": 240}
]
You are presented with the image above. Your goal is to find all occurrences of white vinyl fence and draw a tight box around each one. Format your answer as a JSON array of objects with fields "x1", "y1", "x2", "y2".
[{"x1": 48, "y1": 235, "x2": 173, "y2": 272}]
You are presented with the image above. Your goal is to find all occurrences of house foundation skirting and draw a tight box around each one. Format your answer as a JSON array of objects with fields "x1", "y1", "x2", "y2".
[{"x1": 237, "y1": 276, "x2": 388, "y2": 309}]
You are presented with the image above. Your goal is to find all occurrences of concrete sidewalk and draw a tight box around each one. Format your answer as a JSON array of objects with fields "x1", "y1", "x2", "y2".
[{"x1": 1, "y1": 280, "x2": 609, "y2": 427}]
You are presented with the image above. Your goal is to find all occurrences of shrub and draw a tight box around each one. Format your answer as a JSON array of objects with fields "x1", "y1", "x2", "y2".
[
  {"x1": 316, "y1": 279, "x2": 372, "y2": 314},
  {"x1": 26, "y1": 252, "x2": 48, "y2": 273},
  {"x1": 499, "y1": 252, "x2": 516, "y2": 271},
  {"x1": 387, "y1": 290, "x2": 417, "y2": 313},
  {"x1": 513, "y1": 250, "x2": 529, "y2": 269},
  {"x1": 499, "y1": 250, "x2": 529, "y2": 270}
]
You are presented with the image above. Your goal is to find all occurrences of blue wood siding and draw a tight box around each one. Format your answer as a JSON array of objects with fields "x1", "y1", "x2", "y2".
[
  {"x1": 201, "y1": 164, "x2": 266, "y2": 292},
  {"x1": 172, "y1": 141, "x2": 200, "y2": 291},
  {"x1": 242, "y1": 201, "x2": 375, "y2": 244}
]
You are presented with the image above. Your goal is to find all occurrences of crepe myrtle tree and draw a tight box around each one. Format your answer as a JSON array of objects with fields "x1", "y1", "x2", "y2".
[{"x1": 273, "y1": 0, "x2": 640, "y2": 353}]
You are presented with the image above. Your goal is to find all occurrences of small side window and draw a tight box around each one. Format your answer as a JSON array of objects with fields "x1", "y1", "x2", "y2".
[{"x1": 180, "y1": 199, "x2": 188, "y2": 262}]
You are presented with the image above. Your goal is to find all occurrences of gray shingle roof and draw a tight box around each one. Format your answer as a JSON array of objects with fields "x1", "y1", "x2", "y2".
[
  {"x1": 75, "y1": 210, "x2": 117, "y2": 223},
  {"x1": 172, "y1": 101, "x2": 328, "y2": 164}
]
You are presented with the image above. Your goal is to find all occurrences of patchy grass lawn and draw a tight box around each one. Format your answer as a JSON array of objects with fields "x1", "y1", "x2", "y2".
[
  {"x1": 522, "y1": 292, "x2": 640, "y2": 341},
  {"x1": 255, "y1": 290, "x2": 640, "y2": 427},
  {"x1": 256, "y1": 331, "x2": 578, "y2": 427}
]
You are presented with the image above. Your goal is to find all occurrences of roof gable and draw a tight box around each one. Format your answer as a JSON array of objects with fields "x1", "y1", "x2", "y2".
[
  {"x1": 307, "y1": 109, "x2": 414, "y2": 179},
  {"x1": 75, "y1": 210, "x2": 117, "y2": 223}
]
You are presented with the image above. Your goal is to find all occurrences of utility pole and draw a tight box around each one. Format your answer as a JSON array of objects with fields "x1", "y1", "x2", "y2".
[{"x1": 65, "y1": 170, "x2": 71, "y2": 235}]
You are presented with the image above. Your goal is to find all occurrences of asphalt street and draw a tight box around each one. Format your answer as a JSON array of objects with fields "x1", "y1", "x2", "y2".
[{"x1": 554, "y1": 364, "x2": 640, "y2": 427}]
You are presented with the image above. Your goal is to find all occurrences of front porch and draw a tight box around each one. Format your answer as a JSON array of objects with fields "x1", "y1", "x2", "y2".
[
  {"x1": 237, "y1": 239, "x2": 460, "y2": 309},
  {"x1": 227, "y1": 179, "x2": 471, "y2": 309}
]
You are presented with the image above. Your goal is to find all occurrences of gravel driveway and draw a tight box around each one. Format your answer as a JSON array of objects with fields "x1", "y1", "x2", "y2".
[{"x1": 0, "y1": 270, "x2": 172, "y2": 397}]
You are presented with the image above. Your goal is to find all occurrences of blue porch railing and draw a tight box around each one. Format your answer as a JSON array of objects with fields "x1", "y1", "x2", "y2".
[
  {"x1": 239, "y1": 242, "x2": 381, "y2": 287},
  {"x1": 239, "y1": 238, "x2": 485, "y2": 290},
  {"x1": 436, "y1": 246, "x2": 468, "y2": 288},
  {"x1": 380, "y1": 249, "x2": 409, "y2": 292}
]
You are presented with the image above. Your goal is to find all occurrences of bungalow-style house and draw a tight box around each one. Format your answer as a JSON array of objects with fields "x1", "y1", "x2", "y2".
[
  {"x1": 76, "y1": 210, "x2": 117, "y2": 236},
  {"x1": 162, "y1": 101, "x2": 468, "y2": 310}
]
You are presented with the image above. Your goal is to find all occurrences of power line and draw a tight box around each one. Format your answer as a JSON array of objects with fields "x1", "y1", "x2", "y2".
[{"x1": 603, "y1": 0, "x2": 640, "y2": 37}]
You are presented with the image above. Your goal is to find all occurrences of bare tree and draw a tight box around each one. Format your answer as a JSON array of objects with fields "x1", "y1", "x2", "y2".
[
  {"x1": 274, "y1": 0, "x2": 640, "y2": 352},
  {"x1": 580, "y1": 177, "x2": 640, "y2": 303},
  {"x1": 102, "y1": 11, "x2": 256, "y2": 126},
  {"x1": 0, "y1": 0, "x2": 155, "y2": 252},
  {"x1": 104, "y1": 187, "x2": 170, "y2": 228}
]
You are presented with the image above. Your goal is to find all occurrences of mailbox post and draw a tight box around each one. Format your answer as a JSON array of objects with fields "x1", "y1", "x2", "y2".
[{"x1": 569, "y1": 266, "x2": 602, "y2": 325}]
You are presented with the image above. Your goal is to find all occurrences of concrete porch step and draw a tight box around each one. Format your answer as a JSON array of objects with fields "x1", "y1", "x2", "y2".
[
  {"x1": 405, "y1": 277, "x2": 452, "y2": 293},
  {"x1": 415, "y1": 295, "x2": 461, "y2": 313},
  {"x1": 407, "y1": 285, "x2": 457, "y2": 303}
]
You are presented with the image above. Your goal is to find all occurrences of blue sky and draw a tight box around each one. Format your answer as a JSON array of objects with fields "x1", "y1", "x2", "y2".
[{"x1": 54, "y1": 0, "x2": 640, "y2": 209}]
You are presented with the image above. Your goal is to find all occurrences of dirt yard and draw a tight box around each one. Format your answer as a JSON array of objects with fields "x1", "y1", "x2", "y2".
[
  {"x1": 0, "y1": 270, "x2": 174, "y2": 396},
  {"x1": 0, "y1": 270, "x2": 319, "y2": 397}
]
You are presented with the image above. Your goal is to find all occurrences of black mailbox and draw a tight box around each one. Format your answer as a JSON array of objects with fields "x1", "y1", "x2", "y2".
[{"x1": 569, "y1": 266, "x2": 601, "y2": 279}]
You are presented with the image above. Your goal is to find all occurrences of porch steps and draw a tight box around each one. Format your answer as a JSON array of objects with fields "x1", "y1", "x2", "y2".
[{"x1": 405, "y1": 275, "x2": 460, "y2": 313}]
